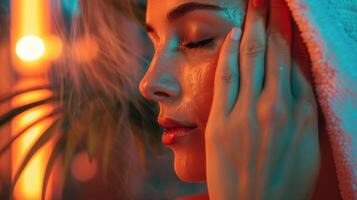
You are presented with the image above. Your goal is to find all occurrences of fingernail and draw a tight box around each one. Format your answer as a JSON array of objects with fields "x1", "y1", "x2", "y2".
[
  {"x1": 230, "y1": 27, "x2": 241, "y2": 41},
  {"x1": 253, "y1": 0, "x2": 265, "y2": 7}
]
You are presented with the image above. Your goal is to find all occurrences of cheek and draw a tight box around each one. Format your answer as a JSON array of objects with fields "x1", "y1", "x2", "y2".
[
  {"x1": 189, "y1": 60, "x2": 217, "y2": 129},
  {"x1": 172, "y1": 58, "x2": 217, "y2": 182},
  {"x1": 174, "y1": 58, "x2": 216, "y2": 181}
]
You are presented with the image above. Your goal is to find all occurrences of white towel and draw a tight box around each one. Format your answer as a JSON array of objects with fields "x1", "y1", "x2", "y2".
[{"x1": 286, "y1": 0, "x2": 357, "y2": 199}]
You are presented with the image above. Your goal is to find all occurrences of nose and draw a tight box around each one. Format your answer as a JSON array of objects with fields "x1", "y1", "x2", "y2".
[{"x1": 139, "y1": 55, "x2": 180, "y2": 102}]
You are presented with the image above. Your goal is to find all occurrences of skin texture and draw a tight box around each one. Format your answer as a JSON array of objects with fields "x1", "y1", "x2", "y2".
[
  {"x1": 142, "y1": 0, "x2": 242, "y2": 182},
  {"x1": 141, "y1": 0, "x2": 340, "y2": 199},
  {"x1": 142, "y1": 0, "x2": 245, "y2": 182}
]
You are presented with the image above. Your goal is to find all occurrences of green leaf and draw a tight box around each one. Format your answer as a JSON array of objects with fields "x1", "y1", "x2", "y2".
[
  {"x1": 11, "y1": 119, "x2": 61, "y2": 193},
  {"x1": 41, "y1": 133, "x2": 66, "y2": 200}
]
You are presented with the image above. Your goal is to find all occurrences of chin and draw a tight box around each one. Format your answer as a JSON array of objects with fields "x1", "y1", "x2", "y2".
[{"x1": 172, "y1": 146, "x2": 207, "y2": 183}]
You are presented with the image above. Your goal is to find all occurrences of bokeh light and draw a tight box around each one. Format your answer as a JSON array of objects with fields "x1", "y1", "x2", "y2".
[
  {"x1": 73, "y1": 35, "x2": 98, "y2": 63},
  {"x1": 15, "y1": 35, "x2": 45, "y2": 62},
  {"x1": 71, "y1": 152, "x2": 97, "y2": 182}
]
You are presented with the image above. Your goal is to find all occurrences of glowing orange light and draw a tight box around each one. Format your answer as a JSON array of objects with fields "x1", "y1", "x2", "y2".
[
  {"x1": 10, "y1": 0, "x2": 59, "y2": 198},
  {"x1": 11, "y1": 0, "x2": 62, "y2": 76},
  {"x1": 71, "y1": 152, "x2": 98, "y2": 182},
  {"x1": 16, "y1": 35, "x2": 45, "y2": 62},
  {"x1": 11, "y1": 80, "x2": 55, "y2": 200},
  {"x1": 73, "y1": 35, "x2": 99, "y2": 63},
  {"x1": 44, "y1": 35, "x2": 63, "y2": 60}
]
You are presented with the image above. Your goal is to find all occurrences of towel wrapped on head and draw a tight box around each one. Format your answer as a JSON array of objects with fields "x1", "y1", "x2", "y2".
[{"x1": 286, "y1": 0, "x2": 357, "y2": 199}]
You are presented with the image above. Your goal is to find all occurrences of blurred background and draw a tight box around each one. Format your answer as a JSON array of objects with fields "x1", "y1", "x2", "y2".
[{"x1": 0, "y1": 0, "x2": 206, "y2": 199}]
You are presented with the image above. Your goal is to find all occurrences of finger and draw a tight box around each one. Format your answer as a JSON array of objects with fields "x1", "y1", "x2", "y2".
[
  {"x1": 291, "y1": 62, "x2": 315, "y2": 100},
  {"x1": 291, "y1": 22, "x2": 315, "y2": 99},
  {"x1": 238, "y1": 0, "x2": 268, "y2": 101},
  {"x1": 210, "y1": 27, "x2": 242, "y2": 117},
  {"x1": 264, "y1": 0, "x2": 292, "y2": 96}
]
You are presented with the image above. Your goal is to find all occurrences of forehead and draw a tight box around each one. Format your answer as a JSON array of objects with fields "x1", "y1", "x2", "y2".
[{"x1": 146, "y1": 0, "x2": 237, "y2": 23}]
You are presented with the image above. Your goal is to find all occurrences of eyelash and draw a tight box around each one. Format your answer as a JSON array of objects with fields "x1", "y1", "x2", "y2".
[{"x1": 181, "y1": 38, "x2": 215, "y2": 49}]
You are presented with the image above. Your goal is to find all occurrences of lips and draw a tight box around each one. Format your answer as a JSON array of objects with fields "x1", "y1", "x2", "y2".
[{"x1": 158, "y1": 117, "x2": 197, "y2": 145}]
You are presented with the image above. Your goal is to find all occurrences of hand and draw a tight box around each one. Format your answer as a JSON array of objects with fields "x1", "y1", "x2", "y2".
[{"x1": 205, "y1": 0, "x2": 320, "y2": 199}]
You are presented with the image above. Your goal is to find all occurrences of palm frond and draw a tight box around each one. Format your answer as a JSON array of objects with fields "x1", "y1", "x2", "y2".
[
  {"x1": 61, "y1": 118, "x2": 83, "y2": 189},
  {"x1": 0, "y1": 97, "x2": 55, "y2": 127},
  {"x1": 41, "y1": 133, "x2": 66, "y2": 200},
  {"x1": 0, "y1": 108, "x2": 61, "y2": 155},
  {"x1": 0, "y1": 85, "x2": 52, "y2": 104},
  {"x1": 10, "y1": 119, "x2": 61, "y2": 192},
  {"x1": 86, "y1": 114, "x2": 101, "y2": 161}
]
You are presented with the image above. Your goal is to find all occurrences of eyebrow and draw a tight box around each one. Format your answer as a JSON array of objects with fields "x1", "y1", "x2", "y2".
[
  {"x1": 168, "y1": 2, "x2": 223, "y2": 22},
  {"x1": 146, "y1": 2, "x2": 223, "y2": 33}
]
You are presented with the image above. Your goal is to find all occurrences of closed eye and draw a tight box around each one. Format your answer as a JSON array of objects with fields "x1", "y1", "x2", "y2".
[{"x1": 181, "y1": 38, "x2": 215, "y2": 49}]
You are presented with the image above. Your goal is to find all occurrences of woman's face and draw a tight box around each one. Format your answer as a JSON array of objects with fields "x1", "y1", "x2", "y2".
[{"x1": 140, "y1": 0, "x2": 246, "y2": 182}]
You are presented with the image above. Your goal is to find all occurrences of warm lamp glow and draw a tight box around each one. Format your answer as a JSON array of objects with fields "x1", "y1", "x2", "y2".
[
  {"x1": 10, "y1": 0, "x2": 60, "y2": 198},
  {"x1": 71, "y1": 152, "x2": 98, "y2": 182},
  {"x1": 45, "y1": 35, "x2": 63, "y2": 60},
  {"x1": 73, "y1": 35, "x2": 98, "y2": 63},
  {"x1": 16, "y1": 35, "x2": 45, "y2": 62}
]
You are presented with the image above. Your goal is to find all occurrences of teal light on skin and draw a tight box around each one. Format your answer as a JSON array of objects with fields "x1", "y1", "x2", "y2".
[
  {"x1": 219, "y1": 0, "x2": 246, "y2": 27},
  {"x1": 221, "y1": 7, "x2": 245, "y2": 27}
]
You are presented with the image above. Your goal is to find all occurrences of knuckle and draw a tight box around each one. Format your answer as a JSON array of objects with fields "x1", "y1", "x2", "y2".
[
  {"x1": 220, "y1": 67, "x2": 238, "y2": 83},
  {"x1": 298, "y1": 97, "x2": 318, "y2": 122},
  {"x1": 258, "y1": 98, "x2": 289, "y2": 125},
  {"x1": 240, "y1": 38, "x2": 265, "y2": 56},
  {"x1": 267, "y1": 31, "x2": 288, "y2": 46}
]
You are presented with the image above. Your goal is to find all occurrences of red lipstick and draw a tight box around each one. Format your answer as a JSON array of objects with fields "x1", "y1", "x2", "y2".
[{"x1": 158, "y1": 118, "x2": 197, "y2": 145}]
